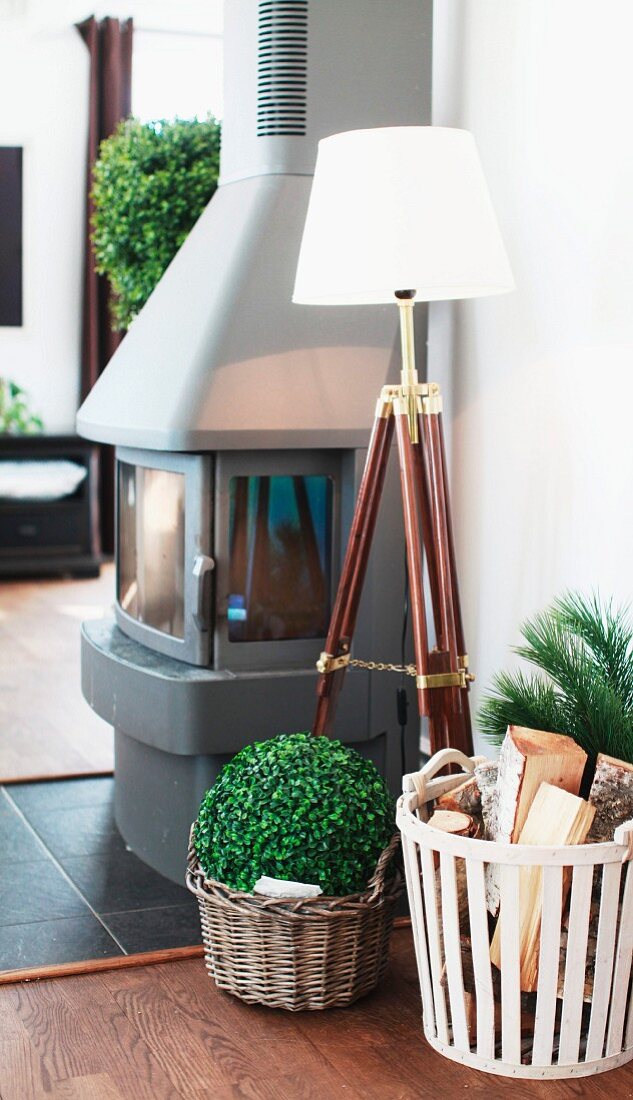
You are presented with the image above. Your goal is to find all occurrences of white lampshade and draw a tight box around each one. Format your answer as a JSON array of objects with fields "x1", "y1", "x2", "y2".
[{"x1": 293, "y1": 126, "x2": 514, "y2": 305}]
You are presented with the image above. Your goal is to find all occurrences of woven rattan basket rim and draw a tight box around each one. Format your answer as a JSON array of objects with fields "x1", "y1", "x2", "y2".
[{"x1": 186, "y1": 830, "x2": 403, "y2": 918}]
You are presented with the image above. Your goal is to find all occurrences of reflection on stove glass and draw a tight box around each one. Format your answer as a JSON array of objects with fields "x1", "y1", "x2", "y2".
[
  {"x1": 118, "y1": 462, "x2": 185, "y2": 639},
  {"x1": 228, "y1": 475, "x2": 332, "y2": 642}
]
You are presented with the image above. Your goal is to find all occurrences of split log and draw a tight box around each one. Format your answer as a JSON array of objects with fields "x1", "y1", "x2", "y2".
[
  {"x1": 427, "y1": 809, "x2": 475, "y2": 838},
  {"x1": 490, "y1": 782, "x2": 595, "y2": 992},
  {"x1": 485, "y1": 727, "x2": 587, "y2": 914},
  {"x1": 441, "y1": 935, "x2": 536, "y2": 1045},
  {"x1": 442, "y1": 932, "x2": 596, "y2": 1050},
  {"x1": 434, "y1": 858, "x2": 471, "y2": 937},
  {"x1": 426, "y1": 811, "x2": 476, "y2": 935},
  {"x1": 436, "y1": 774, "x2": 481, "y2": 817},
  {"x1": 588, "y1": 753, "x2": 633, "y2": 842},
  {"x1": 427, "y1": 810, "x2": 477, "y2": 890}
]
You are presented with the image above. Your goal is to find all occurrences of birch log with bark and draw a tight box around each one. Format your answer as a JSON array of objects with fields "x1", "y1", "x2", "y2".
[
  {"x1": 588, "y1": 753, "x2": 633, "y2": 842},
  {"x1": 485, "y1": 727, "x2": 587, "y2": 914},
  {"x1": 474, "y1": 760, "x2": 498, "y2": 839}
]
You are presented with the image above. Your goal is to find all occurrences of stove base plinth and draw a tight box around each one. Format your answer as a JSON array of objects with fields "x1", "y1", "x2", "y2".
[{"x1": 82, "y1": 619, "x2": 419, "y2": 884}]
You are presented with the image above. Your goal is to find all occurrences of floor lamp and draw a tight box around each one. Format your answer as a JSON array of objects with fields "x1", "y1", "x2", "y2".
[{"x1": 293, "y1": 127, "x2": 514, "y2": 756}]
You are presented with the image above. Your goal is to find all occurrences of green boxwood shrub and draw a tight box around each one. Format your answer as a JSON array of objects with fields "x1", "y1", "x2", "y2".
[
  {"x1": 91, "y1": 116, "x2": 221, "y2": 331},
  {"x1": 193, "y1": 732, "x2": 395, "y2": 895}
]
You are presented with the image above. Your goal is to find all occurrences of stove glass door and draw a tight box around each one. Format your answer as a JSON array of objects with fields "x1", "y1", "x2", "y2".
[
  {"x1": 214, "y1": 450, "x2": 342, "y2": 673},
  {"x1": 115, "y1": 448, "x2": 212, "y2": 666},
  {"x1": 118, "y1": 463, "x2": 185, "y2": 638}
]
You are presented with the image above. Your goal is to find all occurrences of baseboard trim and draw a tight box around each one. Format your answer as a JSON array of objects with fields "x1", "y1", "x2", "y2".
[
  {"x1": 0, "y1": 944, "x2": 205, "y2": 985},
  {"x1": 0, "y1": 770, "x2": 114, "y2": 786}
]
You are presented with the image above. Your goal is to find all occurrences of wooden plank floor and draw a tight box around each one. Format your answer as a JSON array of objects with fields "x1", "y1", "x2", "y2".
[
  {"x1": 0, "y1": 567, "x2": 114, "y2": 782},
  {"x1": 1, "y1": 930, "x2": 632, "y2": 1099}
]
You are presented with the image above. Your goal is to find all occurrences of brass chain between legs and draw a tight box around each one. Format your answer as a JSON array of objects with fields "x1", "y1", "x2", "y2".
[
  {"x1": 349, "y1": 657, "x2": 418, "y2": 677},
  {"x1": 316, "y1": 651, "x2": 474, "y2": 688}
]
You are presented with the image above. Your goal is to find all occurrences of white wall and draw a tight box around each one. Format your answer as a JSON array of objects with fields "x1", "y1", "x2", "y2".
[
  {"x1": 432, "y1": 0, "x2": 633, "y2": 750},
  {"x1": 0, "y1": 0, "x2": 223, "y2": 432},
  {"x1": 0, "y1": 11, "x2": 88, "y2": 430}
]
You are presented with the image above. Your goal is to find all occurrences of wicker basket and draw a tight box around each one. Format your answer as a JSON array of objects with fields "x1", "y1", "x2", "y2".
[
  {"x1": 397, "y1": 747, "x2": 633, "y2": 1079},
  {"x1": 185, "y1": 830, "x2": 403, "y2": 1011}
]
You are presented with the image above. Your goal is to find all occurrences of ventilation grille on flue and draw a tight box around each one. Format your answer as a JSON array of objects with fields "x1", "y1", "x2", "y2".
[{"x1": 257, "y1": 0, "x2": 307, "y2": 136}]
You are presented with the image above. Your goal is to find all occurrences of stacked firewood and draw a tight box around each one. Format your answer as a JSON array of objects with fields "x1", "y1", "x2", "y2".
[{"x1": 429, "y1": 725, "x2": 633, "y2": 1002}]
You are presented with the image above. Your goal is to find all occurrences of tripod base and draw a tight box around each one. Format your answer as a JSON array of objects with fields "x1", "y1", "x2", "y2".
[{"x1": 313, "y1": 378, "x2": 474, "y2": 758}]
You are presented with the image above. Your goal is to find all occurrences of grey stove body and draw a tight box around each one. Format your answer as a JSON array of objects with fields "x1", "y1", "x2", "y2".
[{"x1": 79, "y1": 0, "x2": 432, "y2": 883}]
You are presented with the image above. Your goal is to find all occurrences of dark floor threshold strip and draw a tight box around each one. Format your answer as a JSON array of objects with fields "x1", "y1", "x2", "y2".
[
  {"x1": 0, "y1": 944, "x2": 205, "y2": 985},
  {"x1": 0, "y1": 920, "x2": 411, "y2": 985},
  {"x1": 1, "y1": 770, "x2": 114, "y2": 786}
]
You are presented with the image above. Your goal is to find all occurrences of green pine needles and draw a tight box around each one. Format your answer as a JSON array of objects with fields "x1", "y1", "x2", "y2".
[
  {"x1": 91, "y1": 116, "x2": 221, "y2": 331},
  {"x1": 193, "y1": 732, "x2": 394, "y2": 895},
  {"x1": 479, "y1": 592, "x2": 633, "y2": 763}
]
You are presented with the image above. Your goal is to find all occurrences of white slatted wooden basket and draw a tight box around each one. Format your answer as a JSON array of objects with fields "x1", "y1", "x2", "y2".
[{"x1": 396, "y1": 748, "x2": 633, "y2": 1078}]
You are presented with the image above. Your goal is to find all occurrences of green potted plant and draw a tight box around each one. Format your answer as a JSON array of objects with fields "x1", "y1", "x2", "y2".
[
  {"x1": 187, "y1": 731, "x2": 402, "y2": 1010},
  {"x1": 0, "y1": 379, "x2": 43, "y2": 435},
  {"x1": 91, "y1": 115, "x2": 221, "y2": 331}
]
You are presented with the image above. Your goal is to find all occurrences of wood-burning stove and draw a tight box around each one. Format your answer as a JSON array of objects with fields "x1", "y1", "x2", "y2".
[{"x1": 78, "y1": 0, "x2": 433, "y2": 882}]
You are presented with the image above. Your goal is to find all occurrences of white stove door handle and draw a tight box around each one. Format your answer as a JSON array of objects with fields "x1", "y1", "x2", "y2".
[{"x1": 192, "y1": 554, "x2": 215, "y2": 630}]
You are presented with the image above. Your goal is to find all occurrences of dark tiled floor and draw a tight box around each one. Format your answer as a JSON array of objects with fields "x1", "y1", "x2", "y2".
[
  {"x1": 102, "y1": 904, "x2": 202, "y2": 955},
  {"x1": 0, "y1": 914, "x2": 120, "y2": 972},
  {"x1": 0, "y1": 795, "x2": 48, "y2": 865},
  {"x1": 9, "y1": 776, "x2": 115, "y2": 814},
  {"x1": 18, "y1": 800, "x2": 123, "y2": 860},
  {"x1": 59, "y1": 848, "x2": 189, "y2": 913},
  {"x1": 0, "y1": 777, "x2": 201, "y2": 972}
]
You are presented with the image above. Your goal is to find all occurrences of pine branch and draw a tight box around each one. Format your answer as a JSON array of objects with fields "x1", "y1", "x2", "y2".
[
  {"x1": 553, "y1": 591, "x2": 633, "y2": 709},
  {"x1": 477, "y1": 592, "x2": 633, "y2": 763},
  {"x1": 478, "y1": 670, "x2": 570, "y2": 748}
]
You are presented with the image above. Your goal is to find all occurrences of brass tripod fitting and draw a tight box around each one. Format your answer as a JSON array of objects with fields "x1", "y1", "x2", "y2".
[
  {"x1": 416, "y1": 668, "x2": 474, "y2": 691},
  {"x1": 396, "y1": 292, "x2": 420, "y2": 443},
  {"x1": 316, "y1": 651, "x2": 350, "y2": 674},
  {"x1": 422, "y1": 383, "x2": 443, "y2": 416}
]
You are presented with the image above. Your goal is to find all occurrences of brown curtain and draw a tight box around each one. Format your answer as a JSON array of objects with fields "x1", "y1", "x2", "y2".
[{"x1": 76, "y1": 15, "x2": 133, "y2": 555}]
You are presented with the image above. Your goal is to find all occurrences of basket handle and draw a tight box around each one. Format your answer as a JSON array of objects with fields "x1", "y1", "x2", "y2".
[
  {"x1": 364, "y1": 832, "x2": 401, "y2": 903},
  {"x1": 402, "y1": 748, "x2": 486, "y2": 798}
]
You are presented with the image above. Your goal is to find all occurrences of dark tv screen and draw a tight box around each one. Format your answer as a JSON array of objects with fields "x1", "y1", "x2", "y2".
[{"x1": 0, "y1": 147, "x2": 23, "y2": 326}]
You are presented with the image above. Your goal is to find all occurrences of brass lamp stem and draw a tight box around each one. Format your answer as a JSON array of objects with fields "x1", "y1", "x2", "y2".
[{"x1": 396, "y1": 292, "x2": 420, "y2": 443}]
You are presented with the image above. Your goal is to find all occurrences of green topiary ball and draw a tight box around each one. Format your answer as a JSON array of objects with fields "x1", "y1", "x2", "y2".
[{"x1": 193, "y1": 732, "x2": 395, "y2": 895}]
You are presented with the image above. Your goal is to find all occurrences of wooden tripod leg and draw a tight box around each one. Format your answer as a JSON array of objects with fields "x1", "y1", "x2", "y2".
[
  {"x1": 393, "y1": 405, "x2": 431, "y2": 722},
  {"x1": 411, "y1": 429, "x2": 444, "y2": 644},
  {"x1": 422, "y1": 408, "x2": 473, "y2": 755},
  {"x1": 437, "y1": 413, "x2": 473, "y2": 752},
  {"x1": 437, "y1": 416, "x2": 467, "y2": 655},
  {"x1": 312, "y1": 406, "x2": 395, "y2": 737}
]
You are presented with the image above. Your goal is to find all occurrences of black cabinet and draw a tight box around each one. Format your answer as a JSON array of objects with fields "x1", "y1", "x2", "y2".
[{"x1": 0, "y1": 434, "x2": 101, "y2": 578}]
